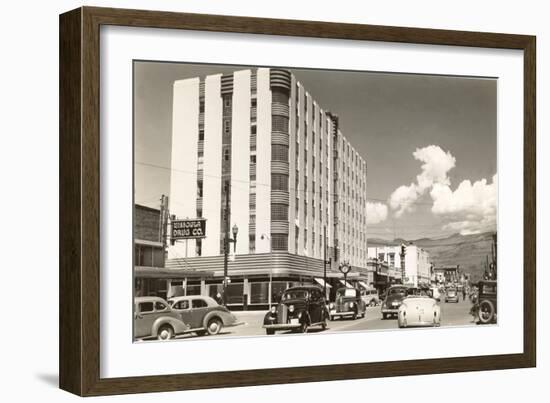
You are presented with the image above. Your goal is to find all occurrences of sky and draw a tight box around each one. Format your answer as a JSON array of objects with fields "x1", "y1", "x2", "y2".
[{"x1": 134, "y1": 61, "x2": 497, "y2": 240}]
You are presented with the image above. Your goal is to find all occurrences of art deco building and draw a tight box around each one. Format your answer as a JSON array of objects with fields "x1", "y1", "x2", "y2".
[{"x1": 166, "y1": 68, "x2": 369, "y2": 306}]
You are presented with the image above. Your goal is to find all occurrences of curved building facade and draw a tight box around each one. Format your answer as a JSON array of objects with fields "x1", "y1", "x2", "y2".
[{"x1": 167, "y1": 68, "x2": 369, "y2": 307}]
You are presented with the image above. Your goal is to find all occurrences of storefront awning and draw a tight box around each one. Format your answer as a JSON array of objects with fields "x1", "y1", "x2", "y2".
[
  {"x1": 134, "y1": 266, "x2": 214, "y2": 279},
  {"x1": 339, "y1": 280, "x2": 353, "y2": 288},
  {"x1": 358, "y1": 281, "x2": 370, "y2": 290},
  {"x1": 314, "y1": 278, "x2": 332, "y2": 288}
]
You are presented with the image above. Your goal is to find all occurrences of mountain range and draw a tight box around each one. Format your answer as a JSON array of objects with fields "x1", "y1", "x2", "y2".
[{"x1": 367, "y1": 232, "x2": 496, "y2": 282}]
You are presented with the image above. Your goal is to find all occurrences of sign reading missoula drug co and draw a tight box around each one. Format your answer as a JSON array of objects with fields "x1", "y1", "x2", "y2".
[{"x1": 171, "y1": 219, "x2": 206, "y2": 239}]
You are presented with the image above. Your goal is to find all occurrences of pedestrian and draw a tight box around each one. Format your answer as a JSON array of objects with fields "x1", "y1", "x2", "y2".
[
  {"x1": 215, "y1": 292, "x2": 223, "y2": 305},
  {"x1": 462, "y1": 287, "x2": 466, "y2": 301}
]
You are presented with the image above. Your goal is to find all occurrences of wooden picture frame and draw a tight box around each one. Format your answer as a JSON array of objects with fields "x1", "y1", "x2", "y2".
[{"x1": 59, "y1": 6, "x2": 536, "y2": 396}]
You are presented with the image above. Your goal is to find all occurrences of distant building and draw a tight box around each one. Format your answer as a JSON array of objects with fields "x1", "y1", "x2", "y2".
[
  {"x1": 165, "y1": 68, "x2": 370, "y2": 307},
  {"x1": 433, "y1": 265, "x2": 460, "y2": 285},
  {"x1": 367, "y1": 244, "x2": 431, "y2": 288}
]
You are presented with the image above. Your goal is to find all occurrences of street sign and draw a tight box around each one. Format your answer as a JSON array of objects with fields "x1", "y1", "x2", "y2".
[{"x1": 171, "y1": 219, "x2": 206, "y2": 240}]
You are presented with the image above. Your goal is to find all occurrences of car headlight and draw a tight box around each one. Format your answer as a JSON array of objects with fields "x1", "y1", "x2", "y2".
[
  {"x1": 298, "y1": 312, "x2": 302, "y2": 319},
  {"x1": 349, "y1": 302, "x2": 354, "y2": 307},
  {"x1": 289, "y1": 305, "x2": 295, "y2": 313},
  {"x1": 329, "y1": 302, "x2": 334, "y2": 309},
  {"x1": 270, "y1": 306, "x2": 276, "y2": 314}
]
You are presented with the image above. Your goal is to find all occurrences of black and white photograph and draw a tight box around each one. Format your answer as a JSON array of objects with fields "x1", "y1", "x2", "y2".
[{"x1": 133, "y1": 61, "x2": 498, "y2": 342}]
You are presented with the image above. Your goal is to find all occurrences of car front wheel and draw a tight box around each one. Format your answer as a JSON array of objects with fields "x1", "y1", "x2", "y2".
[
  {"x1": 478, "y1": 300, "x2": 496, "y2": 324},
  {"x1": 206, "y1": 318, "x2": 223, "y2": 335},
  {"x1": 157, "y1": 325, "x2": 174, "y2": 341}
]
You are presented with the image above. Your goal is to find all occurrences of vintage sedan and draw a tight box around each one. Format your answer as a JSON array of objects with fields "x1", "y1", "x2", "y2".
[
  {"x1": 168, "y1": 295, "x2": 242, "y2": 336},
  {"x1": 263, "y1": 286, "x2": 329, "y2": 335},
  {"x1": 380, "y1": 285, "x2": 409, "y2": 319},
  {"x1": 329, "y1": 287, "x2": 366, "y2": 320},
  {"x1": 445, "y1": 287, "x2": 459, "y2": 303},
  {"x1": 134, "y1": 296, "x2": 190, "y2": 341},
  {"x1": 471, "y1": 280, "x2": 497, "y2": 324},
  {"x1": 397, "y1": 294, "x2": 441, "y2": 328}
]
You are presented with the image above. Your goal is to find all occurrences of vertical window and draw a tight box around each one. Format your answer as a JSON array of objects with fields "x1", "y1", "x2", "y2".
[
  {"x1": 224, "y1": 119, "x2": 230, "y2": 135},
  {"x1": 197, "y1": 180, "x2": 203, "y2": 197}
]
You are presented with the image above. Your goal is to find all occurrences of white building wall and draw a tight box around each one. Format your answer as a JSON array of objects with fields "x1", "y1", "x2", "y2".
[
  {"x1": 230, "y1": 70, "x2": 251, "y2": 255},
  {"x1": 255, "y1": 68, "x2": 271, "y2": 253},
  {"x1": 202, "y1": 75, "x2": 223, "y2": 256},
  {"x1": 169, "y1": 78, "x2": 199, "y2": 259}
]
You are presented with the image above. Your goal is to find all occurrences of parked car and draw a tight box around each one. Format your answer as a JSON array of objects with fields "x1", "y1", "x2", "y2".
[
  {"x1": 361, "y1": 288, "x2": 381, "y2": 307},
  {"x1": 168, "y1": 295, "x2": 242, "y2": 336},
  {"x1": 134, "y1": 296, "x2": 190, "y2": 341},
  {"x1": 380, "y1": 285, "x2": 409, "y2": 319},
  {"x1": 329, "y1": 287, "x2": 366, "y2": 320},
  {"x1": 445, "y1": 287, "x2": 459, "y2": 303},
  {"x1": 397, "y1": 293, "x2": 441, "y2": 328},
  {"x1": 471, "y1": 280, "x2": 497, "y2": 324},
  {"x1": 263, "y1": 286, "x2": 329, "y2": 335}
]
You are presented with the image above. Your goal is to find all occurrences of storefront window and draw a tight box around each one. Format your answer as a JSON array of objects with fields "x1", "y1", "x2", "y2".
[
  {"x1": 226, "y1": 283, "x2": 244, "y2": 304},
  {"x1": 250, "y1": 282, "x2": 269, "y2": 304}
]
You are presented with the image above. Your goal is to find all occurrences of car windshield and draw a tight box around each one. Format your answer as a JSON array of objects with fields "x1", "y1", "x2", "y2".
[
  {"x1": 388, "y1": 288, "x2": 407, "y2": 295},
  {"x1": 282, "y1": 290, "x2": 308, "y2": 300},
  {"x1": 337, "y1": 288, "x2": 357, "y2": 297}
]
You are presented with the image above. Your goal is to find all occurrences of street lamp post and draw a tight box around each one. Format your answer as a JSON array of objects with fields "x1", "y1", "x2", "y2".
[{"x1": 222, "y1": 181, "x2": 238, "y2": 307}]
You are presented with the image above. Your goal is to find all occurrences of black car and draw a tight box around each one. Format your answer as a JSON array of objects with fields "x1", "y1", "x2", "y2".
[
  {"x1": 263, "y1": 286, "x2": 329, "y2": 335},
  {"x1": 471, "y1": 280, "x2": 497, "y2": 324},
  {"x1": 380, "y1": 285, "x2": 409, "y2": 319}
]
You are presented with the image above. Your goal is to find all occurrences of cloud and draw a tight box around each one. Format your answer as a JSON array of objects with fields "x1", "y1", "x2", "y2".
[
  {"x1": 430, "y1": 174, "x2": 497, "y2": 235},
  {"x1": 413, "y1": 145, "x2": 456, "y2": 191},
  {"x1": 389, "y1": 145, "x2": 456, "y2": 217},
  {"x1": 389, "y1": 183, "x2": 418, "y2": 217},
  {"x1": 366, "y1": 202, "x2": 388, "y2": 224}
]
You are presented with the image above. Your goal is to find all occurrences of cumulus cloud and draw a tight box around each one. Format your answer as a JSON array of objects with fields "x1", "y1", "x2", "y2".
[
  {"x1": 389, "y1": 183, "x2": 418, "y2": 217},
  {"x1": 389, "y1": 145, "x2": 456, "y2": 217},
  {"x1": 430, "y1": 174, "x2": 497, "y2": 235},
  {"x1": 366, "y1": 202, "x2": 389, "y2": 224}
]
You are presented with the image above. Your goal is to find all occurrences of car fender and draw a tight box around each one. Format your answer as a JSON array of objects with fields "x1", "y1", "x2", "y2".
[
  {"x1": 202, "y1": 311, "x2": 224, "y2": 328},
  {"x1": 151, "y1": 316, "x2": 188, "y2": 336}
]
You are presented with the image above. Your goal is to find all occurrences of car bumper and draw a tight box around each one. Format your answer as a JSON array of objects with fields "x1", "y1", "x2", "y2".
[
  {"x1": 381, "y1": 307, "x2": 400, "y2": 314},
  {"x1": 263, "y1": 323, "x2": 302, "y2": 331},
  {"x1": 399, "y1": 320, "x2": 440, "y2": 327},
  {"x1": 330, "y1": 310, "x2": 356, "y2": 317}
]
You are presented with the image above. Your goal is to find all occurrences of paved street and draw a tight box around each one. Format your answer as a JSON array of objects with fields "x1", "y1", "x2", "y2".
[{"x1": 173, "y1": 296, "x2": 475, "y2": 340}]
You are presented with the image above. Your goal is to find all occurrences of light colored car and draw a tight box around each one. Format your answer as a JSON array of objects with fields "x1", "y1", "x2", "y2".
[
  {"x1": 168, "y1": 295, "x2": 242, "y2": 336},
  {"x1": 397, "y1": 295, "x2": 441, "y2": 328},
  {"x1": 361, "y1": 288, "x2": 380, "y2": 307},
  {"x1": 445, "y1": 287, "x2": 459, "y2": 303},
  {"x1": 134, "y1": 296, "x2": 190, "y2": 340}
]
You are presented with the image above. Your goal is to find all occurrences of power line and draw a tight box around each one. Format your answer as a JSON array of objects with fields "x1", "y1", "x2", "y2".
[{"x1": 135, "y1": 160, "x2": 434, "y2": 207}]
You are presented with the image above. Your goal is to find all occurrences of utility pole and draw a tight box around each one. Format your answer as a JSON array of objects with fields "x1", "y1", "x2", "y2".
[
  {"x1": 159, "y1": 195, "x2": 169, "y2": 264},
  {"x1": 400, "y1": 244, "x2": 406, "y2": 284}
]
